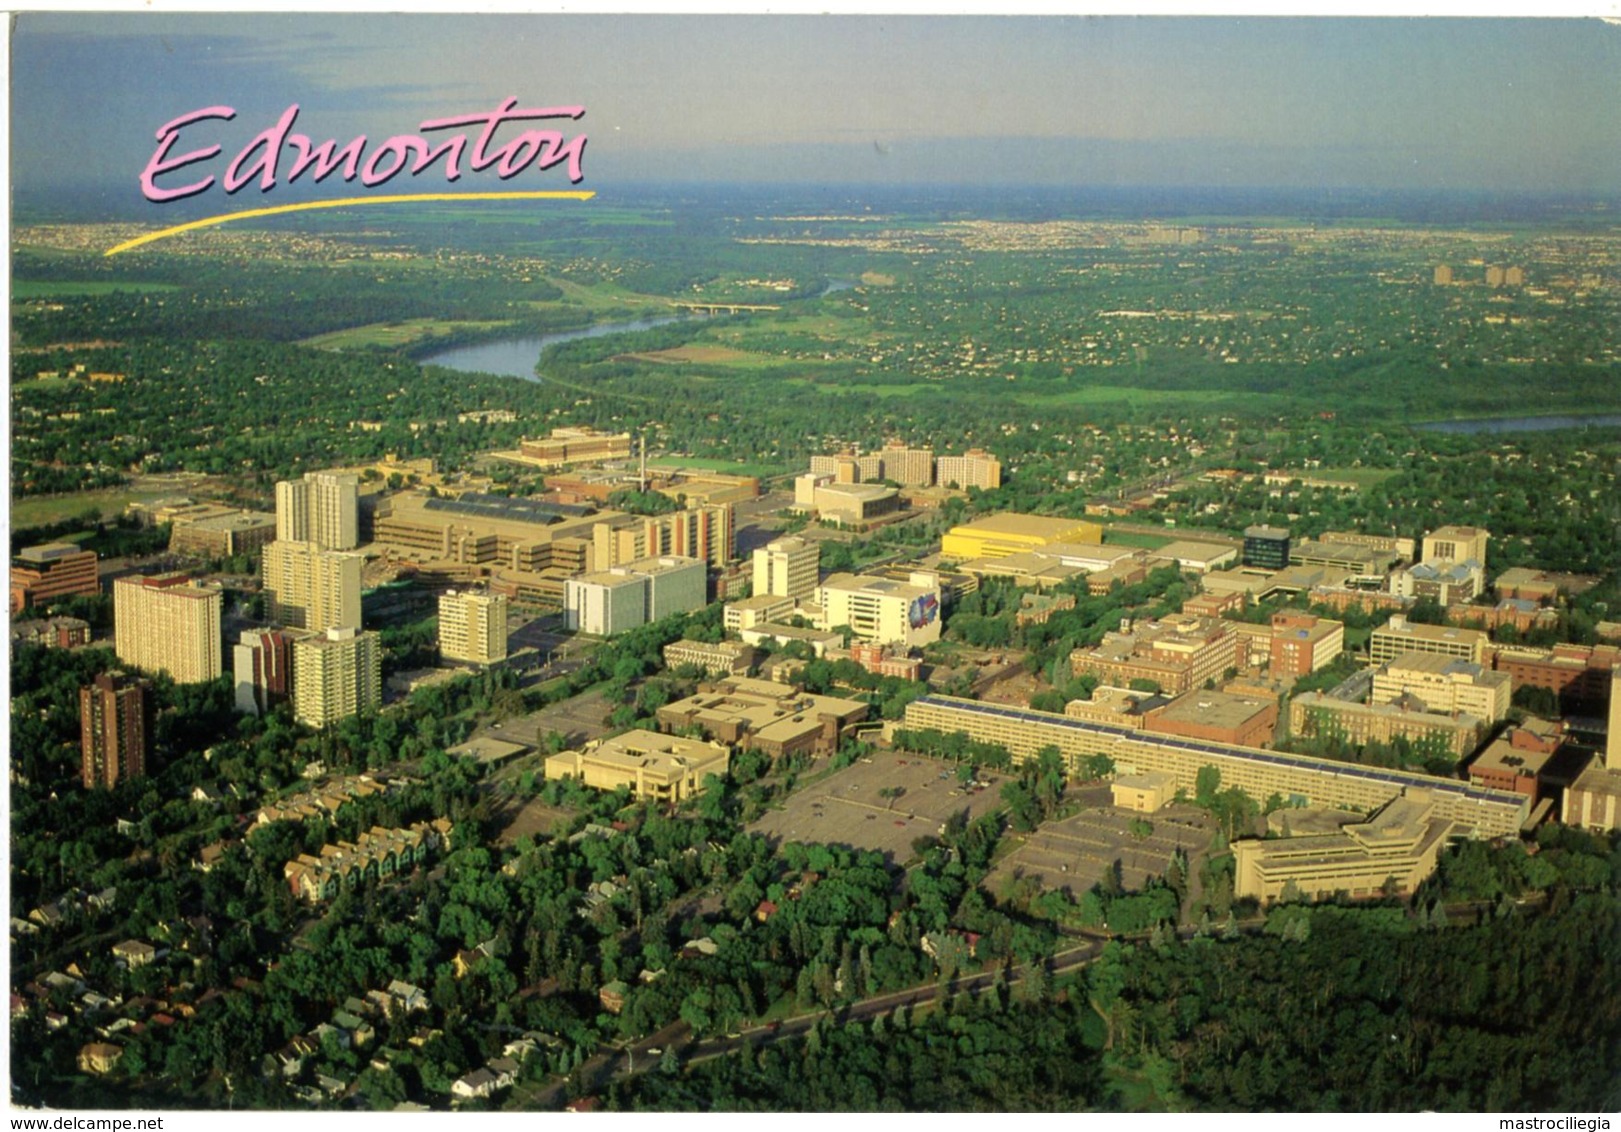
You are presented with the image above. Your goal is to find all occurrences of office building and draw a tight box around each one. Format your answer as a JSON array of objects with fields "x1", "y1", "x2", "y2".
[
  {"x1": 166, "y1": 506, "x2": 279, "y2": 559},
  {"x1": 276, "y1": 472, "x2": 360, "y2": 550},
  {"x1": 1369, "y1": 615, "x2": 1487, "y2": 665},
  {"x1": 114, "y1": 573, "x2": 223, "y2": 683},
  {"x1": 563, "y1": 555, "x2": 706, "y2": 636},
  {"x1": 1288, "y1": 693, "x2": 1485, "y2": 760},
  {"x1": 935, "y1": 448, "x2": 1002, "y2": 491},
  {"x1": 1269, "y1": 613, "x2": 1346, "y2": 680},
  {"x1": 1069, "y1": 614, "x2": 1242, "y2": 697},
  {"x1": 1422, "y1": 525, "x2": 1489, "y2": 568},
  {"x1": 292, "y1": 627, "x2": 382, "y2": 729},
  {"x1": 662, "y1": 639, "x2": 758, "y2": 678},
  {"x1": 657, "y1": 677, "x2": 870, "y2": 759},
  {"x1": 902, "y1": 695, "x2": 1526, "y2": 838},
  {"x1": 941, "y1": 514, "x2": 1104, "y2": 561},
  {"x1": 1370, "y1": 653, "x2": 1511, "y2": 723},
  {"x1": 263, "y1": 540, "x2": 363, "y2": 633},
  {"x1": 816, "y1": 572, "x2": 942, "y2": 648},
  {"x1": 233, "y1": 628, "x2": 301, "y2": 716},
  {"x1": 517, "y1": 426, "x2": 632, "y2": 467},
  {"x1": 1242, "y1": 526, "x2": 1291, "y2": 571},
  {"x1": 11, "y1": 543, "x2": 99, "y2": 614},
  {"x1": 80, "y1": 672, "x2": 151, "y2": 790},
  {"x1": 544, "y1": 732, "x2": 731, "y2": 804},
  {"x1": 1232, "y1": 789, "x2": 1457, "y2": 904},
  {"x1": 1142, "y1": 690, "x2": 1278, "y2": 749},
  {"x1": 438, "y1": 589, "x2": 509, "y2": 665},
  {"x1": 752, "y1": 536, "x2": 820, "y2": 600}
]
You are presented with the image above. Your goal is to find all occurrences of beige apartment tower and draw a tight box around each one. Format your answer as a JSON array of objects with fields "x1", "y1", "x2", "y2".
[
  {"x1": 438, "y1": 589, "x2": 509, "y2": 665},
  {"x1": 113, "y1": 573, "x2": 223, "y2": 683},
  {"x1": 262, "y1": 540, "x2": 363, "y2": 633},
  {"x1": 276, "y1": 471, "x2": 360, "y2": 550},
  {"x1": 292, "y1": 626, "x2": 382, "y2": 729},
  {"x1": 752, "y1": 536, "x2": 820, "y2": 600}
]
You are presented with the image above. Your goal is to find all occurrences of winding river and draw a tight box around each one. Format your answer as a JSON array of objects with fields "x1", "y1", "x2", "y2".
[{"x1": 419, "y1": 279, "x2": 857, "y2": 381}]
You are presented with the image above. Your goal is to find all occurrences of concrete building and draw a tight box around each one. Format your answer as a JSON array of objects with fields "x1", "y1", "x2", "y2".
[
  {"x1": 263, "y1": 541, "x2": 363, "y2": 633},
  {"x1": 233, "y1": 628, "x2": 302, "y2": 716},
  {"x1": 1242, "y1": 526, "x2": 1291, "y2": 571},
  {"x1": 517, "y1": 426, "x2": 632, "y2": 467},
  {"x1": 657, "y1": 677, "x2": 870, "y2": 759},
  {"x1": 1232, "y1": 789, "x2": 1457, "y2": 904},
  {"x1": 562, "y1": 555, "x2": 706, "y2": 636},
  {"x1": 292, "y1": 627, "x2": 383, "y2": 729},
  {"x1": 438, "y1": 589, "x2": 509, "y2": 665},
  {"x1": 11, "y1": 543, "x2": 99, "y2": 614},
  {"x1": 167, "y1": 507, "x2": 279, "y2": 560},
  {"x1": 1422, "y1": 525, "x2": 1490, "y2": 568},
  {"x1": 1143, "y1": 689, "x2": 1279, "y2": 749},
  {"x1": 80, "y1": 671, "x2": 151, "y2": 790},
  {"x1": 1288, "y1": 693, "x2": 1485, "y2": 761},
  {"x1": 276, "y1": 471, "x2": 360, "y2": 550},
  {"x1": 1269, "y1": 613, "x2": 1346, "y2": 680},
  {"x1": 113, "y1": 573, "x2": 223, "y2": 683},
  {"x1": 543, "y1": 732, "x2": 730, "y2": 804},
  {"x1": 935, "y1": 448, "x2": 1002, "y2": 491},
  {"x1": 1369, "y1": 615, "x2": 1487, "y2": 665},
  {"x1": 901, "y1": 696, "x2": 1526, "y2": 838},
  {"x1": 816, "y1": 572, "x2": 942, "y2": 648},
  {"x1": 662, "y1": 638, "x2": 758, "y2": 678},
  {"x1": 877, "y1": 439, "x2": 935, "y2": 487},
  {"x1": 752, "y1": 536, "x2": 820, "y2": 601},
  {"x1": 1069, "y1": 614, "x2": 1242, "y2": 697},
  {"x1": 1486, "y1": 642, "x2": 1620, "y2": 708},
  {"x1": 941, "y1": 514, "x2": 1104, "y2": 561},
  {"x1": 1370, "y1": 654, "x2": 1511, "y2": 724},
  {"x1": 1389, "y1": 560, "x2": 1485, "y2": 604}
]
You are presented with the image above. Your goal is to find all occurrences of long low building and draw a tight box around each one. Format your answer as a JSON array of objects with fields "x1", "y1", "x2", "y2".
[
  {"x1": 1232, "y1": 788, "x2": 1458, "y2": 903},
  {"x1": 901, "y1": 695, "x2": 1527, "y2": 838}
]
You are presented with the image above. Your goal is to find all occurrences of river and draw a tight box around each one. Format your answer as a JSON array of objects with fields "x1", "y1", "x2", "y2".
[
  {"x1": 1415, "y1": 413, "x2": 1621, "y2": 435},
  {"x1": 420, "y1": 279, "x2": 857, "y2": 381}
]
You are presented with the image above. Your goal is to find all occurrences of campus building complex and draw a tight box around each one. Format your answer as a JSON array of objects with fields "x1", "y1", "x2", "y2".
[{"x1": 901, "y1": 695, "x2": 1527, "y2": 838}]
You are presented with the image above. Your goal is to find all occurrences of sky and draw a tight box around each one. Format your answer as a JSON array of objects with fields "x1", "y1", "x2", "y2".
[{"x1": 9, "y1": 12, "x2": 1621, "y2": 206}]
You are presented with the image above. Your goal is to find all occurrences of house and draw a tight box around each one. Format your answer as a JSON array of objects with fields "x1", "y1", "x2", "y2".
[
  {"x1": 112, "y1": 939, "x2": 158, "y2": 968},
  {"x1": 78, "y1": 1042, "x2": 125, "y2": 1075},
  {"x1": 451, "y1": 1068, "x2": 501, "y2": 1100},
  {"x1": 598, "y1": 980, "x2": 629, "y2": 1015}
]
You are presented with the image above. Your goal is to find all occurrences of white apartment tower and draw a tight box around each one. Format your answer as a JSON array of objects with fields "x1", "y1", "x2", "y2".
[
  {"x1": 751, "y1": 536, "x2": 820, "y2": 601},
  {"x1": 262, "y1": 540, "x2": 363, "y2": 633},
  {"x1": 276, "y1": 471, "x2": 360, "y2": 550},
  {"x1": 439, "y1": 589, "x2": 510, "y2": 665}
]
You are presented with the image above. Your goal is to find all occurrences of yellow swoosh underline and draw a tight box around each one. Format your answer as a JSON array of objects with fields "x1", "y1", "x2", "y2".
[{"x1": 103, "y1": 190, "x2": 596, "y2": 256}]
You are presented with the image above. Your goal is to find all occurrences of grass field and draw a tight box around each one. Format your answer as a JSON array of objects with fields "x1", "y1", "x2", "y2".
[
  {"x1": 10, "y1": 487, "x2": 172, "y2": 530},
  {"x1": 13, "y1": 280, "x2": 181, "y2": 297},
  {"x1": 299, "y1": 318, "x2": 511, "y2": 350}
]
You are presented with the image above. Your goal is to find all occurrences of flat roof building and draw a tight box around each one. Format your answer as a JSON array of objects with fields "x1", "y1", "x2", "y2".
[
  {"x1": 1232, "y1": 788, "x2": 1457, "y2": 904},
  {"x1": 657, "y1": 676, "x2": 869, "y2": 760},
  {"x1": 941, "y1": 514, "x2": 1104, "y2": 561},
  {"x1": 114, "y1": 573, "x2": 222, "y2": 684},
  {"x1": 816, "y1": 572, "x2": 942, "y2": 648},
  {"x1": 1369, "y1": 615, "x2": 1487, "y2": 665},
  {"x1": 544, "y1": 732, "x2": 730, "y2": 804},
  {"x1": 902, "y1": 695, "x2": 1526, "y2": 839},
  {"x1": 563, "y1": 555, "x2": 706, "y2": 637},
  {"x1": 11, "y1": 542, "x2": 99, "y2": 614},
  {"x1": 438, "y1": 589, "x2": 509, "y2": 665}
]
